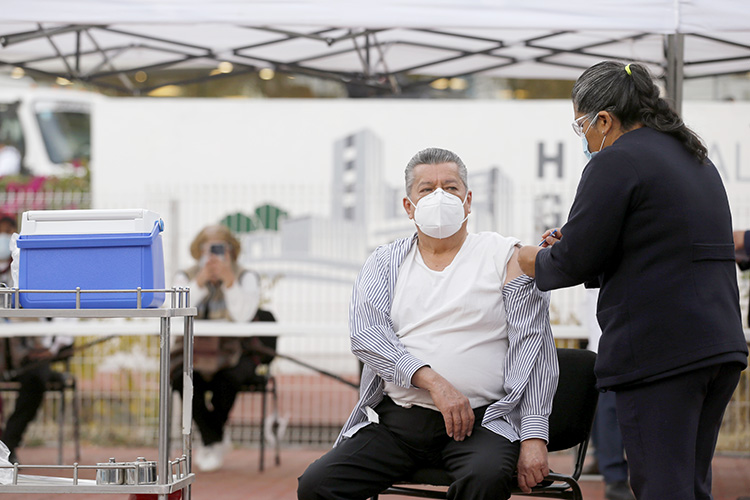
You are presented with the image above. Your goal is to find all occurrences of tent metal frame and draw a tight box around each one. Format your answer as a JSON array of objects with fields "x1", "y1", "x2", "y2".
[{"x1": 1, "y1": 23, "x2": 748, "y2": 102}]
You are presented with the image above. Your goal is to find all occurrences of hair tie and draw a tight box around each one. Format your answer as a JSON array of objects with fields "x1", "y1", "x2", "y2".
[{"x1": 625, "y1": 64, "x2": 632, "y2": 76}]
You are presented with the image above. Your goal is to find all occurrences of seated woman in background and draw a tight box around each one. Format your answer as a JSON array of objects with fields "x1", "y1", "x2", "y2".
[{"x1": 171, "y1": 224, "x2": 261, "y2": 472}]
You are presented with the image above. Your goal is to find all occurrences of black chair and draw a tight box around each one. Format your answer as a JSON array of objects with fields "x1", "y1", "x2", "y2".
[
  {"x1": 372, "y1": 347, "x2": 598, "y2": 500},
  {"x1": 237, "y1": 308, "x2": 281, "y2": 472},
  {"x1": 168, "y1": 310, "x2": 281, "y2": 471}
]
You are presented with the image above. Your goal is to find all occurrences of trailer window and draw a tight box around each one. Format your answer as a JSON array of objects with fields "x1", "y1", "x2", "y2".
[
  {"x1": 0, "y1": 103, "x2": 25, "y2": 151},
  {"x1": 34, "y1": 102, "x2": 91, "y2": 165}
]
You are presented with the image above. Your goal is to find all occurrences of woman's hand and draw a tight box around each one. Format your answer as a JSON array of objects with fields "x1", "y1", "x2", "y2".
[
  {"x1": 539, "y1": 228, "x2": 562, "y2": 248},
  {"x1": 210, "y1": 257, "x2": 236, "y2": 288},
  {"x1": 519, "y1": 228, "x2": 563, "y2": 277},
  {"x1": 196, "y1": 255, "x2": 236, "y2": 288}
]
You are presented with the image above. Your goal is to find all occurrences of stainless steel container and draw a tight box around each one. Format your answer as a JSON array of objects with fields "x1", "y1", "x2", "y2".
[
  {"x1": 125, "y1": 456, "x2": 157, "y2": 485},
  {"x1": 96, "y1": 457, "x2": 124, "y2": 485}
]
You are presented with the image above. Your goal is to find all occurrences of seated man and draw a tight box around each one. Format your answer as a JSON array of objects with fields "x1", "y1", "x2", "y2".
[
  {"x1": 0, "y1": 213, "x2": 72, "y2": 464},
  {"x1": 1, "y1": 336, "x2": 72, "y2": 464},
  {"x1": 298, "y1": 148, "x2": 559, "y2": 500}
]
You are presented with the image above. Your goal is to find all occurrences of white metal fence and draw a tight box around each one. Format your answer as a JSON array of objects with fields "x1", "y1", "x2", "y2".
[
  {"x1": 0, "y1": 190, "x2": 91, "y2": 214},
  {"x1": 1, "y1": 188, "x2": 748, "y2": 454},
  {"x1": 5, "y1": 332, "x2": 748, "y2": 453}
]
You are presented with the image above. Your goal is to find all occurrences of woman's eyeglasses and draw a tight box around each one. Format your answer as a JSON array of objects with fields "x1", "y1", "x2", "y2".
[{"x1": 571, "y1": 115, "x2": 588, "y2": 137}]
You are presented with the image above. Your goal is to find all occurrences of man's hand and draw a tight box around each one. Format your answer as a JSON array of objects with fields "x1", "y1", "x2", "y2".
[
  {"x1": 412, "y1": 366, "x2": 474, "y2": 441},
  {"x1": 539, "y1": 228, "x2": 562, "y2": 248},
  {"x1": 26, "y1": 348, "x2": 54, "y2": 361},
  {"x1": 734, "y1": 230, "x2": 747, "y2": 253},
  {"x1": 516, "y1": 438, "x2": 549, "y2": 493}
]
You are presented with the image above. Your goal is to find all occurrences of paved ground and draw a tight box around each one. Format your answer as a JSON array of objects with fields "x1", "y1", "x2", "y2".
[{"x1": 3, "y1": 445, "x2": 750, "y2": 499}]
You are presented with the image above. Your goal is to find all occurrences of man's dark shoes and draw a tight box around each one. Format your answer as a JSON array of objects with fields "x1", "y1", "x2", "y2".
[{"x1": 605, "y1": 480, "x2": 635, "y2": 500}]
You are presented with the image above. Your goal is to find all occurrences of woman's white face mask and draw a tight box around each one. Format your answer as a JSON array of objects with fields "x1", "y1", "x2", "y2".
[{"x1": 408, "y1": 188, "x2": 469, "y2": 239}]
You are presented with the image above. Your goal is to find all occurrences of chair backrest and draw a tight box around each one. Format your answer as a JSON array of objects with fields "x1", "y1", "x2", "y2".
[
  {"x1": 546, "y1": 348, "x2": 598, "y2": 452},
  {"x1": 254, "y1": 309, "x2": 276, "y2": 323},
  {"x1": 246, "y1": 308, "x2": 277, "y2": 364}
]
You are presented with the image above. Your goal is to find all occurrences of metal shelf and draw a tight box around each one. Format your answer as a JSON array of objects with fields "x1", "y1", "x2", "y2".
[
  {"x1": 0, "y1": 287, "x2": 196, "y2": 318},
  {"x1": 0, "y1": 307, "x2": 197, "y2": 318},
  {"x1": 0, "y1": 462, "x2": 195, "y2": 495},
  {"x1": 0, "y1": 477, "x2": 193, "y2": 494},
  {"x1": 0, "y1": 287, "x2": 197, "y2": 499}
]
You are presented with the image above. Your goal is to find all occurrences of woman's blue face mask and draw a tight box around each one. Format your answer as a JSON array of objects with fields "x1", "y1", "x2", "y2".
[
  {"x1": 582, "y1": 133, "x2": 597, "y2": 161},
  {"x1": 575, "y1": 115, "x2": 606, "y2": 161}
]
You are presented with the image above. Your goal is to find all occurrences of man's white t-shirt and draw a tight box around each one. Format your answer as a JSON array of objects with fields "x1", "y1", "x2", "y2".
[{"x1": 384, "y1": 232, "x2": 519, "y2": 410}]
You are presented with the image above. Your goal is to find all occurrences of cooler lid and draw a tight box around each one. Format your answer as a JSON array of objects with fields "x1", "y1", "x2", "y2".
[{"x1": 20, "y1": 209, "x2": 163, "y2": 235}]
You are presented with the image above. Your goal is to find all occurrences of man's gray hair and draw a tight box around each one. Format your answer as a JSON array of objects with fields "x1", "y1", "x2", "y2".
[{"x1": 404, "y1": 148, "x2": 468, "y2": 196}]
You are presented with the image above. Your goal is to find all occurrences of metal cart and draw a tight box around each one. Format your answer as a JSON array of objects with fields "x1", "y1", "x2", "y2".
[{"x1": 0, "y1": 287, "x2": 197, "y2": 500}]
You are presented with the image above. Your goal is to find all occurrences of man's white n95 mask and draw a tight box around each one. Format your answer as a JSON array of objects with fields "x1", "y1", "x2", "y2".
[{"x1": 409, "y1": 188, "x2": 469, "y2": 239}]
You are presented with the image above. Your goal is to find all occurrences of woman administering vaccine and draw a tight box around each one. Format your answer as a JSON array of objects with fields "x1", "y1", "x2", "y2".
[
  {"x1": 171, "y1": 225, "x2": 261, "y2": 472},
  {"x1": 518, "y1": 61, "x2": 748, "y2": 500}
]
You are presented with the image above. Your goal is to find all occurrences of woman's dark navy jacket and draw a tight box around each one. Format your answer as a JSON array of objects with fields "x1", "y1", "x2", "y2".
[{"x1": 535, "y1": 126, "x2": 748, "y2": 389}]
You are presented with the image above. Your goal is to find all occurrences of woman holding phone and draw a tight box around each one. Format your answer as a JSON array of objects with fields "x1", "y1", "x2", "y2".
[
  {"x1": 518, "y1": 61, "x2": 747, "y2": 500},
  {"x1": 171, "y1": 224, "x2": 262, "y2": 472}
]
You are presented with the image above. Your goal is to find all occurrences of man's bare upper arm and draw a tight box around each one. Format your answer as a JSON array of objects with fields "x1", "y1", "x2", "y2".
[{"x1": 504, "y1": 244, "x2": 524, "y2": 286}]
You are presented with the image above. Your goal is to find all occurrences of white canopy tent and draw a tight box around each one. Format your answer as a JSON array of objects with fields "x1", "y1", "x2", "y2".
[{"x1": 1, "y1": 0, "x2": 750, "y2": 105}]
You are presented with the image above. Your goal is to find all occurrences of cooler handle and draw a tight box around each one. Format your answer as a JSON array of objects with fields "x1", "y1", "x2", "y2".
[{"x1": 25, "y1": 209, "x2": 150, "y2": 222}]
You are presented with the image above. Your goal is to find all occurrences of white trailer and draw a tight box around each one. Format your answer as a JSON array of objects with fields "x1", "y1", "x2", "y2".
[{"x1": 0, "y1": 76, "x2": 94, "y2": 178}]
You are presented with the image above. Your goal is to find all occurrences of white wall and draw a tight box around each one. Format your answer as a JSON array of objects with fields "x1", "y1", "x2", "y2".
[{"x1": 91, "y1": 98, "x2": 750, "y2": 325}]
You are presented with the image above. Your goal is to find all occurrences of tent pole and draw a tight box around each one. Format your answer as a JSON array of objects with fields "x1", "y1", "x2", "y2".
[{"x1": 666, "y1": 33, "x2": 685, "y2": 115}]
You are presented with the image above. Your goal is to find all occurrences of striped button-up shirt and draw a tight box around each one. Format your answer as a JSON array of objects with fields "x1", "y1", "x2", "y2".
[{"x1": 335, "y1": 233, "x2": 559, "y2": 446}]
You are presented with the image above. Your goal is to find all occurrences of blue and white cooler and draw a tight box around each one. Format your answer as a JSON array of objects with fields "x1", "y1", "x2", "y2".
[{"x1": 15, "y1": 209, "x2": 166, "y2": 309}]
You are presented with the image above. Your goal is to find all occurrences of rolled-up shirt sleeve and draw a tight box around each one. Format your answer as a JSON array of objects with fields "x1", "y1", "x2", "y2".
[
  {"x1": 483, "y1": 274, "x2": 558, "y2": 442},
  {"x1": 349, "y1": 246, "x2": 428, "y2": 388}
]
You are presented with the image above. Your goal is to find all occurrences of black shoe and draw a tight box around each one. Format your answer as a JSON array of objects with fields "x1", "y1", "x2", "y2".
[
  {"x1": 7, "y1": 451, "x2": 19, "y2": 465},
  {"x1": 581, "y1": 456, "x2": 600, "y2": 475},
  {"x1": 605, "y1": 480, "x2": 635, "y2": 500}
]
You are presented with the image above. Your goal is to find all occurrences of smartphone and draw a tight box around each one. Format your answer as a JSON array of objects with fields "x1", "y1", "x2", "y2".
[{"x1": 209, "y1": 243, "x2": 226, "y2": 259}]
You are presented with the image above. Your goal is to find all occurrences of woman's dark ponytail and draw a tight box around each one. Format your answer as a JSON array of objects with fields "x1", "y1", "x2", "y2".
[{"x1": 572, "y1": 61, "x2": 708, "y2": 163}]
